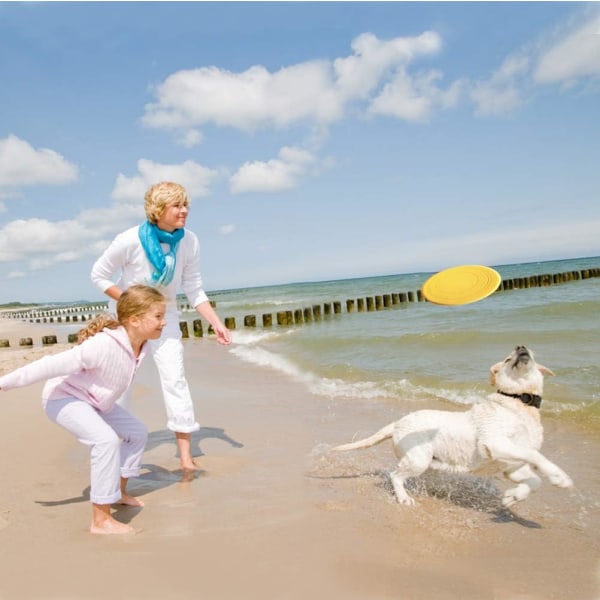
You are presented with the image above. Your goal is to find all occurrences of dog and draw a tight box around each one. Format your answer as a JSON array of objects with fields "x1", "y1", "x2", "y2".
[{"x1": 332, "y1": 346, "x2": 573, "y2": 507}]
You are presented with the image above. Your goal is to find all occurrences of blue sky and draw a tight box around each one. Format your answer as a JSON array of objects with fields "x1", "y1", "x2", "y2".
[{"x1": 0, "y1": 1, "x2": 599, "y2": 303}]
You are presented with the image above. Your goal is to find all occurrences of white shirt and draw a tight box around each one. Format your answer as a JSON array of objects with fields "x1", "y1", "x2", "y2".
[{"x1": 91, "y1": 225, "x2": 209, "y2": 313}]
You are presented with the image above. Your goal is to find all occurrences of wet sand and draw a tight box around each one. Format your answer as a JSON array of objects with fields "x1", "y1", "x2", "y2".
[{"x1": 0, "y1": 324, "x2": 599, "y2": 599}]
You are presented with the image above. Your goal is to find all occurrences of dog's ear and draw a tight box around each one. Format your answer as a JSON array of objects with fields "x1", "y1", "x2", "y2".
[
  {"x1": 489, "y1": 363, "x2": 502, "y2": 386},
  {"x1": 538, "y1": 365, "x2": 556, "y2": 377}
]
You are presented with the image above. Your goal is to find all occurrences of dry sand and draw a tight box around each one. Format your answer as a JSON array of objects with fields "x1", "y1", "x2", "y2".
[{"x1": 0, "y1": 322, "x2": 599, "y2": 599}]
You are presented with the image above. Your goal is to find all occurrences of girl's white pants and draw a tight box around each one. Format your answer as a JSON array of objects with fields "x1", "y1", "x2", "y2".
[{"x1": 44, "y1": 398, "x2": 148, "y2": 505}]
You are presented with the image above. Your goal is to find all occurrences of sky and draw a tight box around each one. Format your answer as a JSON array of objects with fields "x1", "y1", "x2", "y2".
[{"x1": 0, "y1": 1, "x2": 599, "y2": 304}]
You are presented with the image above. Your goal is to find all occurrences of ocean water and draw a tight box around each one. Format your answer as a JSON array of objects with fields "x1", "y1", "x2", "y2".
[{"x1": 200, "y1": 256, "x2": 600, "y2": 434}]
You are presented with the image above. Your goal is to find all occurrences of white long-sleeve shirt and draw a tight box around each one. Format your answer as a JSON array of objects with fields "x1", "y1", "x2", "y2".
[
  {"x1": 0, "y1": 327, "x2": 146, "y2": 414},
  {"x1": 90, "y1": 225, "x2": 209, "y2": 312}
]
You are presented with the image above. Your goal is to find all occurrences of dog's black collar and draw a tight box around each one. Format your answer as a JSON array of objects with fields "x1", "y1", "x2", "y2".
[{"x1": 497, "y1": 390, "x2": 542, "y2": 408}]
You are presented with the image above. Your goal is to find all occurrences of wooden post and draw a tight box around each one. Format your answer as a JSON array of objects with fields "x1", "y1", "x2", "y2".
[
  {"x1": 312, "y1": 305, "x2": 322, "y2": 320},
  {"x1": 0, "y1": 339, "x2": 9, "y2": 348},
  {"x1": 366, "y1": 297, "x2": 375, "y2": 311},
  {"x1": 277, "y1": 311, "x2": 288, "y2": 326},
  {"x1": 323, "y1": 303, "x2": 332, "y2": 316},
  {"x1": 224, "y1": 317, "x2": 236, "y2": 330},
  {"x1": 294, "y1": 309, "x2": 303, "y2": 324},
  {"x1": 193, "y1": 319, "x2": 204, "y2": 337},
  {"x1": 303, "y1": 307, "x2": 313, "y2": 322},
  {"x1": 19, "y1": 338, "x2": 33, "y2": 347},
  {"x1": 179, "y1": 321, "x2": 189, "y2": 338},
  {"x1": 357, "y1": 298, "x2": 365, "y2": 312},
  {"x1": 244, "y1": 315, "x2": 256, "y2": 328},
  {"x1": 392, "y1": 293, "x2": 399, "y2": 305},
  {"x1": 333, "y1": 301, "x2": 342, "y2": 314},
  {"x1": 399, "y1": 293, "x2": 407, "y2": 303},
  {"x1": 346, "y1": 299, "x2": 355, "y2": 313},
  {"x1": 42, "y1": 335, "x2": 57, "y2": 345},
  {"x1": 375, "y1": 296, "x2": 382, "y2": 310},
  {"x1": 407, "y1": 291, "x2": 415, "y2": 302},
  {"x1": 68, "y1": 333, "x2": 79, "y2": 343},
  {"x1": 262, "y1": 314, "x2": 273, "y2": 327}
]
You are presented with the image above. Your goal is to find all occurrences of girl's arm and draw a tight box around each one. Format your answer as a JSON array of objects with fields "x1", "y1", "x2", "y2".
[{"x1": 0, "y1": 339, "x2": 100, "y2": 392}]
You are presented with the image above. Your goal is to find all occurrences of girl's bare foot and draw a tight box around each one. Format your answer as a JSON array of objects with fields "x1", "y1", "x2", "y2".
[
  {"x1": 90, "y1": 517, "x2": 136, "y2": 535},
  {"x1": 117, "y1": 494, "x2": 145, "y2": 507}
]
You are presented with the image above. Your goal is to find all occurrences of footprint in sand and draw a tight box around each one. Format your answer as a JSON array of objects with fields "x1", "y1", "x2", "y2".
[
  {"x1": 315, "y1": 500, "x2": 351, "y2": 512},
  {"x1": 0, "y1": 506, "x2": 10, "y2": 531}
]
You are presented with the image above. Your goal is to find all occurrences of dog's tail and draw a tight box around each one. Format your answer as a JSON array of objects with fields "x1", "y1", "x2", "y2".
[{"x1": 332, "y1": 423, "x2": 395, "y2": 452}]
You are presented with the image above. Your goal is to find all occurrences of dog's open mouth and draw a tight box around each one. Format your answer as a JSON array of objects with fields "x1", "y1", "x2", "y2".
[{"x1": 512, "y1": 346, "x2": 531, "y2": 367}]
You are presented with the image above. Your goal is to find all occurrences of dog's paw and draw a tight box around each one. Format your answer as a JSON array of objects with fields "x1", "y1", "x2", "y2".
[
  {"x1": 502, "y1": 486, "x2": 529, "y2": 507},
  {"x1": 396, "y1": 496, "x2": 416, "y2": 507},
  {"x1": 549, "y1": 470, "x2": 573, "y2": 489},
  {"x1": 398, "y1": 496, "x2": 416, "y2": 506}
]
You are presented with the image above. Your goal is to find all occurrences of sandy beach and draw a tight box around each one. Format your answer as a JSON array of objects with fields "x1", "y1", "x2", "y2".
[{"x1": 0, "y1": 322, "x2": 599, "y2": 600}]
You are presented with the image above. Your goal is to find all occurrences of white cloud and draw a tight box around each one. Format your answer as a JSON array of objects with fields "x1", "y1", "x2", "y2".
[
  {"x1": 0, "y1": 156, "x2": 224, "y2": 272},
  {"x1": 219, "y1": 224, "x2": 235, "y2": 235},
  {"x1": 470, "y1": 11, "x2": 600, "y2": 117},
  {"x1": 7, "y1": 271, "x2": 25, "y2": 279},
  {"x1": 230, "y1": 146, "x2": 316, "y2": 194},
  {"x1": 470, "y1": 54, "x2": 530, "y2": 117},
  {"x1": 0, "y1": 135, "x2": 78, "y2": 188},
  {"x1": 142, "y1": 30, "x2": 458, "y2": 136},
  {"x1": 0, "y1": 218, "x2": 94, "y2": 267},
  {"x1": 534, "y1": 14, "x2": 600, "y2": 85},
  {"x1": 176, "y1": 129, "x2": 204, "y2": 148},
  {"x1": 335, "y1": 31, "x2": 442, "y2": 99},
  {"x1": 112, "y1": 158, "x2": 221, "y2": 201},
  {"x1": 369, "y1": 69, "x2": 463, "y2": 121}
]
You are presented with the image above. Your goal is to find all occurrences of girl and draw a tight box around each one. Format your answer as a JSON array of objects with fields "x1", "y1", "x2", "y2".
[{"x1": 0, "y1": 284, "x2": 166, "y2": 535}]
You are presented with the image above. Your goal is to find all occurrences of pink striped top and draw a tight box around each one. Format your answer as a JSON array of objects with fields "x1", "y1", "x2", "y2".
[{"x1": 0, "y1": 327, "x2": 147, "y2": 414}]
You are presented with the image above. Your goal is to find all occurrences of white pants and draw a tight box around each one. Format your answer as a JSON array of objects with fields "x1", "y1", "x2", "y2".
[
  {"x1": 44, "y1": 398, "x2": 148, "y2": 505},
  {"x1": 117, "y1": 313, "x2": 200, "y2": 434}
]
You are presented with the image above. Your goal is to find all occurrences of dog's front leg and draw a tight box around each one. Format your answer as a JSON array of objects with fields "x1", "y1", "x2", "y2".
[
  {"x1": 501, "y1": 464, "x2": 542, "y2": 507},
  {"x1": 484, "y1": 440, "x2": 573, "y2": 490}
]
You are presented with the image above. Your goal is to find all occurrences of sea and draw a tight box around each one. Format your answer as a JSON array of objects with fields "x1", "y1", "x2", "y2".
[{"x1": 201, "y1": 256, "x2": 600, "y2": 435}]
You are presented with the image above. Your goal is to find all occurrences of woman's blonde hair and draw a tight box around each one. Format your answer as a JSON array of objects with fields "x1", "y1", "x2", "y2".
[
  {"x1": 144, "y1": 181, "x2": 190, "y2": 224},
  {"x1": 77, "y1": 285, "x2": 166, "y2": 343}
]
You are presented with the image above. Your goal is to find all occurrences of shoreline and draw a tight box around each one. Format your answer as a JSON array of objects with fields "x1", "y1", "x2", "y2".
[{"x1": 0, "y1": 330, "x2": 599, "y2": 599}]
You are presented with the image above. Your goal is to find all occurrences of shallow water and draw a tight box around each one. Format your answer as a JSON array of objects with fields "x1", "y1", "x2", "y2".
[{"x1": 212, "y1": 256, "x2": 600, "y2": 434}]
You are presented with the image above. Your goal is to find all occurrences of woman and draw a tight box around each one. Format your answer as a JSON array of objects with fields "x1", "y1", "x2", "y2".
[{"x1": 90, "y1": 181, "x2": 231, "y2": 471}]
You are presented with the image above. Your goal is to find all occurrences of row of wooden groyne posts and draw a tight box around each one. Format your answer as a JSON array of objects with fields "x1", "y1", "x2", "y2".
[{"x1": 1, "y1": 267, "x2": 599, "y2": 348}]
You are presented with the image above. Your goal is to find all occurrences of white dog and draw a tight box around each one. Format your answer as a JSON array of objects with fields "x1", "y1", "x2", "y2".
[{"x1": 333, "y1": 346, "x2": 573, "y2": 507}]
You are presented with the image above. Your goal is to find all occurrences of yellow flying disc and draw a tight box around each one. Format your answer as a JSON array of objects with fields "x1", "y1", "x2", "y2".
[{"x1": 421, "y1": 265, "x2": 501, "y2": 306}]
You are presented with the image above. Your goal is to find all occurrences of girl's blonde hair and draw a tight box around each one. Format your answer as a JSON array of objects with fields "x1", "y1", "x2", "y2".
[
  {"x1": 144, "y1": 181, "x2": 190, "y2": 224},
  {"x1": 77, "y1": 285, "x2": 166, "y2": 343}
]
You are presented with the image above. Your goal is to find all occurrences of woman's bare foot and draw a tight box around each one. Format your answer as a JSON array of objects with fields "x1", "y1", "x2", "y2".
[
  {"x1": 176, "y1": 433, "x2": 200, "y2": 471},
  {"x1": 90, "y1": 517, "x2": 136, "y2": 535},
  {"x1": 117, "y1": 493, "x2": 145, "y2": 507},
  {"x1": 180, "y1": 458, "x2": 199, "y2": 471}
]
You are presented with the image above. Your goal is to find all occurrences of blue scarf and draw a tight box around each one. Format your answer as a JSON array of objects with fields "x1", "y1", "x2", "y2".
[{"x1": 138, "y1": 221, "x2": 185, "y2": 286}]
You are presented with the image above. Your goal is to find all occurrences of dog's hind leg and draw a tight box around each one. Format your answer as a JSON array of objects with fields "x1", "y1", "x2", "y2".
[
  {"x1": 390, "y1": 468, "x2": 416, "y2": 506},
  {"x1": 501, "y1": 464, "x2": 542, "y2": 507},
  {"x1": 389, "y1": 443, "x2": 435, "y2": 506}
]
